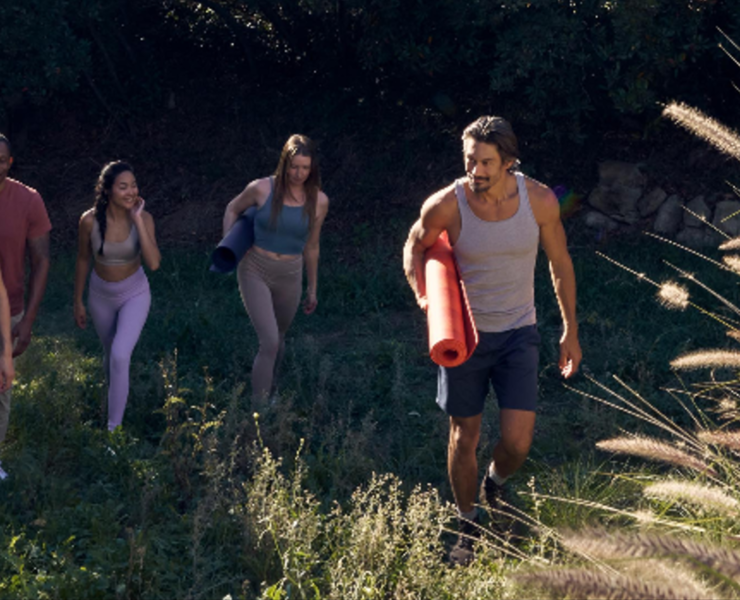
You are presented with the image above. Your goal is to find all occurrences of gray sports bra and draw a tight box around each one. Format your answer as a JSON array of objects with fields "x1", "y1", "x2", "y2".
[{"x1": 91, "y1": 218, "x2": 141, "y2": 266}]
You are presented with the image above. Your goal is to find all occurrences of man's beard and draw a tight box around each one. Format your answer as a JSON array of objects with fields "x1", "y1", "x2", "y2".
[{"x1": 469, "y1": 175, "x2": 491, "y2": 192}]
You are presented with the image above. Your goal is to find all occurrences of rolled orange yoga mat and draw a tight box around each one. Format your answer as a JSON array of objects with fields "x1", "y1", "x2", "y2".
[{"x1": 424, "y1": 232, "x2": 478, "y2": 367}]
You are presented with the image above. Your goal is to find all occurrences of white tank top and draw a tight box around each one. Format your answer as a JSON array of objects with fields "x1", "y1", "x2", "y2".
[{"x1": 452, "y1": 172, "x2": 539, "y2": 332}]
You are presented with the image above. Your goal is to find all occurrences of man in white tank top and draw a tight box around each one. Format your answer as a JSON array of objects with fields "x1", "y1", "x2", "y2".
[{"x1": 404, "y1": 116, "x2": 581, "y2": 565}]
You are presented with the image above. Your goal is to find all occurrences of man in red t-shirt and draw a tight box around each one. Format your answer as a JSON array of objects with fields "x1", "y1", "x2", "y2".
[
  {"x1": 0, "y1": 134, "x2": 51, "y2": 479},
  {"x1": 0, "y1": 269, "x2": 13, "y2": 393}
]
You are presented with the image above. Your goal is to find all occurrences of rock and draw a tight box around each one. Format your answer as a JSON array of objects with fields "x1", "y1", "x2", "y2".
[
  {"x1": 639, "y1": 187, "x2": 667, "y2": 217},
  {"x1": 713, "y1": 200, "x2": 740, "y2": 238},
  {"x1": 653, "y1": 195, "x2": 683, "y2": 235},
  {"x1": 683, "y1": 196, "x2": 710, "y2": 228},
  {"x1": 584, "y1": 210, "x2": 619, "y2": 231},
  {"x1": 676, "y1": 226, "x2": 721, "y2": 248},
  {"x1": 587, "y1": 185, "x2": 643, "y2": 222},
  {"x1": 597, "y1": 161, "x2": 647, "y2": 189}
]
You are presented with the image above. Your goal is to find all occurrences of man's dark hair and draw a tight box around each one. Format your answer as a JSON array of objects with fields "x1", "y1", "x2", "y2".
[
  {"x1": 462, "y1": 116, "x2": 519, "y2": 167},
  {"x1": 0, "y1": 133, "x2": 11, "y2": 155}
]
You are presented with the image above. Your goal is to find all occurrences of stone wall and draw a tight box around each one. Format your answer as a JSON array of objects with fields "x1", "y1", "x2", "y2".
[{"x1": 583, "y1": 161, "x2": 740, "y2": 247}]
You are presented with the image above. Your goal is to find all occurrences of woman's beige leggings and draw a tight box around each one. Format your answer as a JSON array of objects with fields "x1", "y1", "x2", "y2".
[{"x1": 238, "y1": 250, "x2": 303, "y2": 401}]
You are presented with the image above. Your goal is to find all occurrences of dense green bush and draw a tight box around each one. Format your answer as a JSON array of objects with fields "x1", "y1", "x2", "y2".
[{"x1": 3, "y1": 1, "x2": 738, "y2": 142}]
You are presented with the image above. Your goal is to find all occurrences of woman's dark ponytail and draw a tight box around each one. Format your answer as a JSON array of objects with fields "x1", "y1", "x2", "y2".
[{"x1": 94, "y1": 161, "x2": 133, "y2": 256}]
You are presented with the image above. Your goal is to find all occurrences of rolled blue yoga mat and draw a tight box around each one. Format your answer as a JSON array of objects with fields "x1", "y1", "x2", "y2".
[{"x1": 210, "y1": 206, "x2": 257, "y2": 273}]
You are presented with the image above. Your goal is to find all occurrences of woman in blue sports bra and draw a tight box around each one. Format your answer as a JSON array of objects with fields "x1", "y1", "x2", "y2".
[{"x1": 222, "y1": 134, "x2": 329, "y2": 404}]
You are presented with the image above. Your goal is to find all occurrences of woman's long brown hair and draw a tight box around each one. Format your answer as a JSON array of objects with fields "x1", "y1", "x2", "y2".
[{"x1": 271, "y1": 134, "x2": 321, "y2": 231}]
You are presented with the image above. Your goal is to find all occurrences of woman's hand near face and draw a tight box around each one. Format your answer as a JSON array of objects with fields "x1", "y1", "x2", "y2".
[{"x1": 131, "y1": 197, "x2": 146, "y2": 220}]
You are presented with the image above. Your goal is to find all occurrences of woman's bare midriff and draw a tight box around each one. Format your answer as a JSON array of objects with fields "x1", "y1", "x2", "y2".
[
  {"x1": 252, "y1": 246, "x2": 302, "y2": 261},
  {"x1": 94, "y1": 258, "x2": 142, "y2": 282}
]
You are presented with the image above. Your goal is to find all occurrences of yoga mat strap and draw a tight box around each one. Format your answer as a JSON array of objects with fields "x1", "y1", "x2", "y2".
[{"x1": 210, "y1": 206, "x2": 256, "y2": 273}]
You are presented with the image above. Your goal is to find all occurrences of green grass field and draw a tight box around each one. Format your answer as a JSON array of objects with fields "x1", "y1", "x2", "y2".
[{"x1": 0, "y1": 229, "x2": 736, "y2": 599}]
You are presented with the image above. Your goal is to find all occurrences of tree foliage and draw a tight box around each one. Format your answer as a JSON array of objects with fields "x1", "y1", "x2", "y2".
[{"x1": 1, "y1": 0, "x2": 739, "y2": 141}]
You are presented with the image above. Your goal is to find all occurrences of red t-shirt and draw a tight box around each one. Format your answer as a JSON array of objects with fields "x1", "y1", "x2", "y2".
[{"x1": 0, "y1": 178, "x2": 52, "y2": 315}]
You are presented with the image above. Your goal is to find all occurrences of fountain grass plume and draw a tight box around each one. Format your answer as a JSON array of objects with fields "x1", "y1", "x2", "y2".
[
  {"x1": 643, "y1": 480, "x2": 739, "y2": 515},
  {"x1": 719, "y1": 236, "x2": 740, "y2": 251},
  {"x1": 515, "y1": 567, "x2": 700, "y2": 600},
  {"x1": 561, "y1": 533, "x2": 716, "y2": 599},
  {"x1": 596, "y1": 435, "x2": 715, "y2": 476},
  {"x1": 560, "y1": 529, "x2": 740, "y2": 584},
  {"x1": 712, "y1": 398, "x2": 740, "y2": 422},
  {"x1": 698, "y1": 430, "x2": 740, "y2": 451},
  {"x1": 664, "y1": 261, "x2": 740, "y2": 319},
  {"x1": 671, "y1": 350, "x2": 740, "y2": 371},
  {"x1": 662, "y1": 101, "x2": 740, "y2": 161},
  {"x1": 723, "y1": 255, "x2": 740, "y2": 274},
  {"x1": 567, "y1": 374, "x2": 702, "y2": 450},
  {"x1": 657, "y1": 281, "x2": 690, "y2": 310}
]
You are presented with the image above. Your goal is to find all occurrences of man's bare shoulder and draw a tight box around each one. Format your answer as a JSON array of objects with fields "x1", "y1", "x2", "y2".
[
  {"x1": 421, "y1": 181, "x2": 458, "y2": 215},
  {"x1": 523, "y1": 175, "x2": 559, "y2": 223}
]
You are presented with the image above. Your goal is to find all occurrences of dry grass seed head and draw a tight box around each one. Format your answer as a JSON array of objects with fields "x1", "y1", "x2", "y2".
[
  {"x1": 562, "y1": 529, "x2": 740, "y2": 582},
  {"x1": 698, "y1": 430, "x2": 740, "y2": 451},
  {"x1": 657, "y1": 281, "x2": 690, "y2": 310},
  {"x1": 662, "y1": 102, "x2": 740, "y2": 161},
  {"x1": 515, "y1": 567, "x2": 697, "y2": 600},
  {"x1": 720, "y1": 236, "x2": 740, "y2": 251},
  {"x1": 620, "y1": 559, "x2": 717, "y2": 600},
  {"x1": 643, "y1": 480, "x2": 739, "y2": 515},
  {"x1": 727, "y1": 330, "x2": 740, "y2": 343},
  {"x1": 596, "y1": 436, "x2": 715, "y2": 475},
  {"x1": 723, "y1": 255, "x2": 740, "y2": 274},
  {"x1": 670, "y1": 350, "x2": 740, "y2": 371}
]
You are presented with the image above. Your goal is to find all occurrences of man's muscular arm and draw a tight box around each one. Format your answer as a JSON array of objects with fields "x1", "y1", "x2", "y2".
[
  {"x1": 403, "y1": 189, "x2": 456, "y2": 311},
  {"x1": 0, "y1": 267, "x2": 14, "y2": 392},
  {"x1": 533, "y1": 185, "x2": 582, "y2": 378},
  {"x1": 13, "y1": 233, "x2": 50, "y2": 357}
]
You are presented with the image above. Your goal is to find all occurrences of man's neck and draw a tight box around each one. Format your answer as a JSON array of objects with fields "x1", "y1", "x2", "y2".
[
  {"x1": 0, "y1": 177, "x2": 8, "y2": 194},
  {"x1": 473, "y1": 172, "x2": 515, "y2": 206}
]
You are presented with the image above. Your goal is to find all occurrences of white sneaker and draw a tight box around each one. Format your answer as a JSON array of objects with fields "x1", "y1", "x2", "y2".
[{"x1": 0, "y1": 463, "x2": 8, "y2": 480}]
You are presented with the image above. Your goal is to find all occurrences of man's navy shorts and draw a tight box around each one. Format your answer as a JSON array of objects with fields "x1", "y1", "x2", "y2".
[{"x1": 436, "y1": 324, "x2": 541, "y2": 417}]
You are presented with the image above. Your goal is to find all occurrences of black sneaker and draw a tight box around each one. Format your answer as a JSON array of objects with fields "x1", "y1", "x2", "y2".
[
  {"x1": 448, "y1": 515, "x2": 480, "y2": 566},
  {"x1": 479, "y1": 475, "x2": 513, "y2": 534}
]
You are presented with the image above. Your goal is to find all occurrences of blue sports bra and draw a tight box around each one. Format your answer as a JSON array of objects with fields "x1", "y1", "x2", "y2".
[{"x1": 253, "y1": 178, "x2": 310, "y2": 255}]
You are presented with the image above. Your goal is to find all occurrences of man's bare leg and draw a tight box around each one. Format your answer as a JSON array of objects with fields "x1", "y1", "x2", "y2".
[
  {"x1": 490, "y1": 408, "x2": 536, "y2": 478},
  {"x1": 448, "y1": 414, "x2": 483, "y2": 513}
]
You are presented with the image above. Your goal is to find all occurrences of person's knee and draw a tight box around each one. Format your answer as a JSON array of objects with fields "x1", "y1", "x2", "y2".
[
  {"x1": 109, "y1": 347, "x2": 132, "y2": 371},
  {"x1": 450, "y1": 420, "x2": 480, "y2": 455},
  {"x1": 499, "y1": 435, "x2": 533, "y2": 462},
  {"x1": 258, "y1": 335, "x2": 281, "y2": 359}
]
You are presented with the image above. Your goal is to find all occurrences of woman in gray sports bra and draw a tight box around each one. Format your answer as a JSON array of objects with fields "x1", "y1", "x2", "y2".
[
  {"x1": 222, "y1": 135, "x2": 329, "y2": 404},
  {"x1": 74, "y1": 161, "x2": 161, "y2": 431}
]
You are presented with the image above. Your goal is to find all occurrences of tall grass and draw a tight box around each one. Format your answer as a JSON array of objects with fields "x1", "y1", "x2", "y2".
[
  {"x1": 0, "y1": 231, "x2": 687, "y2": 599},
  {"x1": 518, "y1": 41, "x2": 740, "y2": 600}
]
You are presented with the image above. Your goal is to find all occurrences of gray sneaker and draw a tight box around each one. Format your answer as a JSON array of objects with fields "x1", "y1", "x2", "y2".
[
  {"x1": 0, "y1": 462, "x2": 8, "y2": 481},
  {"x1": 448, "y1": 516, "x2": 480, "y2": 566}
]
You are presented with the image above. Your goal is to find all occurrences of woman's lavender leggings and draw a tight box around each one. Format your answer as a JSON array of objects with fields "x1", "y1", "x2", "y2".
[{"x1": 88, "y1": 267, "x2": 151, "y2": 431}]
